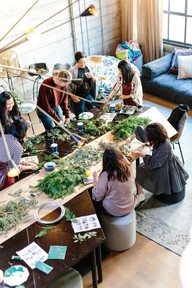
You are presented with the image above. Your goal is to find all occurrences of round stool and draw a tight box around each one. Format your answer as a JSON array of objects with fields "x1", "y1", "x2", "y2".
[
  {"x1": 100, "y1": 210, "x2": 136, "y2": 251},
  {"x1": 155, "y1": 185, "x2": 185, "y2": 204},
  {"x1": 46, "y1": 268, "x2": 83, "y2": 288}
]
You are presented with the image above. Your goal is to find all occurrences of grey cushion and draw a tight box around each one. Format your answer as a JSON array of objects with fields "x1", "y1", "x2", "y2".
[
  {"x1": 141, "y1": 73, "x2": 192, "y2": 108},
  {"x1": 142, "y1": 53, "x2": 173, "y2": 80}
]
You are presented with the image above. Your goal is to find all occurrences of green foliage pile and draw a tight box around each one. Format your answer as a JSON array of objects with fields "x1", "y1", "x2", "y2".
[
  {"x1": 59, "y1": 145, "x2": 104, "y2": 168},
  {"x1": 24, "y1": 135, "x2": 45, "y2": 153},
  {"x1": 36, "y1": 166, "x2": 86, "y2": 199},
  {"x1": 0, "y1": 197, "x2": 37, "y2": 233},
  {"x1": 82, "y1": 119, "x2": 112, "y2": 136},
  {"x1": 112, "y1": 116, "x2": 150, "y2": 140}
]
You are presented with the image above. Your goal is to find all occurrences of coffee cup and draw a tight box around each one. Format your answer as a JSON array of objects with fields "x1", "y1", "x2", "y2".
[
  {"x1": 50, "y1": 143, "x2": 59, "y2": 154},
  {"x1": 77, "y1": 122, "x2": 84, "y2": 134},
  {"x1": 110, "y1": 104, "x2": 116, "y2": 113}
]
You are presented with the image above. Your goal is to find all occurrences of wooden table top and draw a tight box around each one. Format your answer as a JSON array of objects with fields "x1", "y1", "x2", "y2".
[
  {"x1": 0, "y1": 106, "x2": 177, "y2": 245},
  {"x1": 0, "y1": 190, "x2": 105, "y2": 288}
]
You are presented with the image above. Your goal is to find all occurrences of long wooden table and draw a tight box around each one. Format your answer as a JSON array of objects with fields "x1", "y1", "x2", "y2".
[
  {"x1": 0, "y1": 106, "x2": 177, "y2": 244},
  {"x1": 0, "y1": 105, "x2": 178, "y2": 287}
]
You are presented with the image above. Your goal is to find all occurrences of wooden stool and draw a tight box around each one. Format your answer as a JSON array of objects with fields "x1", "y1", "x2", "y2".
[
  {"x1": 46, "y1": 268, "x2": 83, "y2": 288},
  {"x1": 100, "y1": 210, "x2": 136, "y2": 251}
]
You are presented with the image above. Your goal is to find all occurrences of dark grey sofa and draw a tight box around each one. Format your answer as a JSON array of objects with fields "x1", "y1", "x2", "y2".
[{"x1": 141, "y1": 52, "x2": 192, "y2": 108}]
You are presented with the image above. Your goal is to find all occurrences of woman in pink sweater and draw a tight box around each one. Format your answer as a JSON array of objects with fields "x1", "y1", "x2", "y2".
[{"x1": 92, "y1": 146, "x2": 136, "y2": 217}]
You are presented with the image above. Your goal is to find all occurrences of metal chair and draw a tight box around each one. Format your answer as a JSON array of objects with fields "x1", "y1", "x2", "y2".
[
  {"x1": 28, "y1": 63, "x2": 49, "y2": 101},
  {"x1": 167, "y1": 104, "x2": 189, "y2": 164}
]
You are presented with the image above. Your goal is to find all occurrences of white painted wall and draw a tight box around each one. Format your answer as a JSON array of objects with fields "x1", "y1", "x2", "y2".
[{"x1": 0, "y1": 0, "x2": 121, "y2": 100}]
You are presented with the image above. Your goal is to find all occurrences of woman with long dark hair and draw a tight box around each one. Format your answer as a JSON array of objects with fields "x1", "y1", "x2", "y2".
[
  {"x1": 0, "y1": 91, "x2": 21, "y2": 133},
  {"x1": 92, "y1": 146, "x2": 136, "y2": 217},
  {"x1": 132, "y1": 122, "x2": 189, "y2": 205},
  {"x1": 105, "y1": 60, "x2": 143, "y2": 107}
]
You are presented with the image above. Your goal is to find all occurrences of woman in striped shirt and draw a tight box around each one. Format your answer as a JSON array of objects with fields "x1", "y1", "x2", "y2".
[{"x1": 0, "y1": 119, "x2": 38, "y2": 190}]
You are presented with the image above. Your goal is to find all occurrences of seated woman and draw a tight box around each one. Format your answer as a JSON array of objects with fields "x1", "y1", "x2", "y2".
[
  {"x1": 0, "y1": 91, "x2": 22, "y2": 133},
  {"x1": 131, "y1": 123, "x2": 189, "y2": 206},
  {"x1": 69, "y1": 51, "x2": 97, "y2": 117},
  {"x1": 92, "y1": 146, "x2": 137, "y2": 217},
  {"x1": 104, "y1": 60, "x2": 143, "y2": 107},
  {"x1": 0, "y1": 119, "x2": 38, "y2": 191},
  {"x1": 37, "y1": 70, "x2": 72, "y2": 130}
]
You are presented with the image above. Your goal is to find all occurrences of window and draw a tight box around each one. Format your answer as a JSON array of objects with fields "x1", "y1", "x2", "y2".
[{"x1": 163, "y1": 0, "x2": 192, "y2": 47}]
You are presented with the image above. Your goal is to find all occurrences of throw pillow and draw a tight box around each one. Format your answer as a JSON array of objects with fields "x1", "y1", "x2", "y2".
[
  {"x1": 177, "y1": 55, "x2": 192, "y2": 79},
  {"x1": 171, "y1": 48, "x2": 192, "y2": 69}
]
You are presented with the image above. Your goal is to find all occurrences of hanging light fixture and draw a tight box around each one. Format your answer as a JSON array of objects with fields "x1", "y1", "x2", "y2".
[
  {"x1": 0, "y1": 4, "x2": 97, "y2": 53},
  {"x1": 80, "y1": 4, "x2": 97, "y2": 17},
  {"x1": 0, "y1": 122, "x2": 21, "y2": 178}
]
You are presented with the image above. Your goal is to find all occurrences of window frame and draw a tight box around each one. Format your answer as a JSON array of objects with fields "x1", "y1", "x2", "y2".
[{"x1": 163, "y1": 0, "x2": 192, "y2": 48}]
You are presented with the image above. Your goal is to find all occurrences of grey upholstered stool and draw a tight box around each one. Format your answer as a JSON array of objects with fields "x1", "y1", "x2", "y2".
[
  {"x1": 46, "y1": 268, "x2": 84, "y2": 288},
  {"x1": 100, "y1": 210, "x2": 136, "y2": 251}
]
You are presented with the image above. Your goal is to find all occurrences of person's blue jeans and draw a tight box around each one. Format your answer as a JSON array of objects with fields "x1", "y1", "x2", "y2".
[
  {"x1": 75, "y1": 94, "x2": 94, "y2": 117},
  {"x1": 37, "y1": 106, "x2": 63, "y2": 130}
]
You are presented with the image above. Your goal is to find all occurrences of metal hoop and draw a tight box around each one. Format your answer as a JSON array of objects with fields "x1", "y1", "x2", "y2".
[{"x1": 34, "y1": 202, "x2": 65, "y2": 225}]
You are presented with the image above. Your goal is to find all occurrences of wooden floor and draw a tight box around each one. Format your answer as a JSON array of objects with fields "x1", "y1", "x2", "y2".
[
  {"x1": 144, "y1": 93, "x2": 192, "y2": 117},
  {"x1": 25, "y1": 95, "x2": 183, "y2": 288},
  {"x1": 83, "y1": 233, "x2": 182, "y2": 288}
]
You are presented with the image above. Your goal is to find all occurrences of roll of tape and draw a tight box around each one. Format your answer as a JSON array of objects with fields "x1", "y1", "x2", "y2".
[{"x1": 34, "y1": 202, "x2": 65, "y2": 225}]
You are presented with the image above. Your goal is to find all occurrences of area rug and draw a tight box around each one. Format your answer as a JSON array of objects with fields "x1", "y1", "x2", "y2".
[{"x1": 136, "y1": 100, "x2": 192, "y2": 256}]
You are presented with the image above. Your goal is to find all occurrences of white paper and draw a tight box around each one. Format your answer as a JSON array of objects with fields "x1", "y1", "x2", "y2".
[
  {"x1": 20, "y1": 155, "x2": 39, "y2": 164},
  {"x1": 16, "y1": 242, "x2": 48, "y2": 269},
  {"x1": 99, "y1": 113, "x2": 117, "y2": 122},
  {"x1": 72, "y1": 214, "x2": 101, "y2": 233}
]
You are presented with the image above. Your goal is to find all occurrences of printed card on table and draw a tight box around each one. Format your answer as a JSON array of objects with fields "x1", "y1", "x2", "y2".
[
  {"x1": 16, "y1": 242, "x2": 48, "y2": 269},
  {"x1": 72, "y1": 214, "x2": 100, "y2": 233}
]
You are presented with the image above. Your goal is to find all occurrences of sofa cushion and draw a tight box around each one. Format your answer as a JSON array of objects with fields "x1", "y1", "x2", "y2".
[
  {"x1": 87, "y1": 55, "x2": 119, "y2": 99},
  {"x1": 141, "y1": 73, "x2": 192, "y2": 108},
  {"x1": 171, "y1": 48, "x2": 192, "y2": 69},
  {"x1": 142, "y1": 53, "x2": 173, "y2": 80},
  {"x1": 178, "y1": 55, "x2": 192, "y2": 79}
]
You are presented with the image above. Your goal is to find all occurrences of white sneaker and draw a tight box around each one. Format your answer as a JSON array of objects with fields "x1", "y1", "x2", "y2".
[{"x1": 135, "y1": 193, "x2": 145, "y2": 208}]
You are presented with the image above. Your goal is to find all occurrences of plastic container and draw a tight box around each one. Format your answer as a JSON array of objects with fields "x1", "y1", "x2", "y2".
[{"x1": 44, "y1": 162, "x2": 56, "y2": 172}]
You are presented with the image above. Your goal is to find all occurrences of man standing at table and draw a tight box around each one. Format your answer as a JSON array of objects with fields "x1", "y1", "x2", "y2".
[{"x1": 37, "y1": 70, "x2": 72, "y2": 130}]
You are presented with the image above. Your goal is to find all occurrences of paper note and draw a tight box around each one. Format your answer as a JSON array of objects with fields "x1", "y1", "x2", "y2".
[
  {"x1": 17, "y1": 242, "x2": 48, "y2": 269},
  {"x1": 99, "y1": 113, "x2": 117, "y2": 122},
  {"x1": 72, "y1": 214, "x2": 100, "y2": 233}
]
